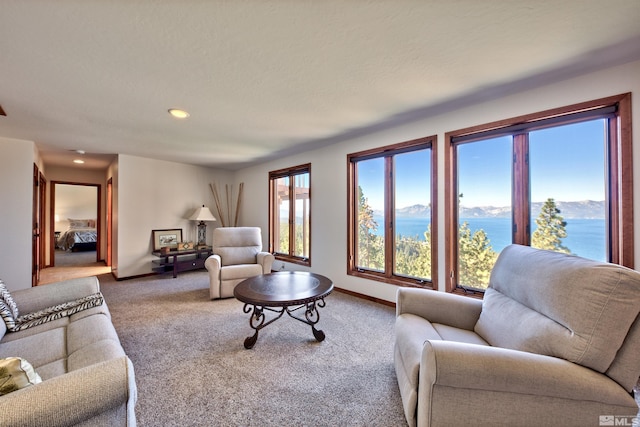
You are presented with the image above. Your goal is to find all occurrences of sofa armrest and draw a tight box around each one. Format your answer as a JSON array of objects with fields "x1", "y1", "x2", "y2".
[
  {"x1": 0, "y1": 356, "x2": 137, "y2": 427},
  {"x1": 11, "y1": 276, "x2": 101, "y2": 315},
  {"x1": 205, "y1": 254, "x2": 222, "y2": 272},
  {"x1": 257, "y1": 252, "x2": 275, "y2": 273},
  {"x1": 396, "y1": 287, "x2": 482, "y2": 331},
  {"x1": 205, "y1": 255, "x2": 222, "y2": 299},
  {"x1": 420, "y1": 340, "x2": 632, "y2": 405}
]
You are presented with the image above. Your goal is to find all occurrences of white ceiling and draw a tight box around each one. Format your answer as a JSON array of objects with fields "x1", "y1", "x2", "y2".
[{"x1": 1, "y1": 1, "x2": 640, "y2": 170}]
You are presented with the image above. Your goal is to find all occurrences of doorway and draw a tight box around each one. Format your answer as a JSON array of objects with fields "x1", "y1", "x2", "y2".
[{"x1": 50, "y1": 182, "x2": 101, "y2": 267}]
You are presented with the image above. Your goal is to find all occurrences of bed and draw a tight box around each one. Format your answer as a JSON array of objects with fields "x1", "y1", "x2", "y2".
[{"x1": 57, "y1": 219, "x2": 97, "y2": 252}]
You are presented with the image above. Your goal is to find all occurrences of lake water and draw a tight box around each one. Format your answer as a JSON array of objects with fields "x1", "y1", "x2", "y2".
[{"x1": 374, "y1": 216, "x2": 606, "y2": 262}]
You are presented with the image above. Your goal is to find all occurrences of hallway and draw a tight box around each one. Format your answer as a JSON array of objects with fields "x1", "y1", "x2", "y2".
[{"x1": 39, "y1": 250, "x2": 111, "y2": 285}]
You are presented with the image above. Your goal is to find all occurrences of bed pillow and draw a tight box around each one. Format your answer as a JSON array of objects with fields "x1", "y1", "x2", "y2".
[
  {"x1": 68, "y1": 218, "x2": 91, "y2": 229},
  {"x1": 0, "y1": 357, "x2": 42, "y2": 395}
]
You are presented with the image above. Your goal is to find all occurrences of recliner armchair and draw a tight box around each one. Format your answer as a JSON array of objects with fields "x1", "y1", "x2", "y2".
[
  {"x1": 204, "y1": 227, "x2": 274, "y2": 299},
  {"x1": 395, "y1": 244, "x2": 640, "y2": 427}
]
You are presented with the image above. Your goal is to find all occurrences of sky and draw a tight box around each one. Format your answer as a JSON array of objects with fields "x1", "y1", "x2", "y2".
[
  {"x1": 358, "y1": 118, "x2": 606, "y2": 210},
  {"x1": 357, "y1": 148, "x2": 431, "y2": 210}
]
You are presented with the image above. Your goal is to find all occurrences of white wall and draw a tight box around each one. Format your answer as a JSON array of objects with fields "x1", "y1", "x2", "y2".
[
  {"x1": 54, "y1": 184, "x2": 97, "y2": 231},
  {"x1": 235, "y1": 59, "x2": 640, "y2": 303},
  {"x1": 114, "y1": 154, "x2": 233, "y2": 278},
  {"x1": 107, "y1": 158, "x2": 119, "y2": 274},
  {"x1": 0, "y1": 137, "x2": 34, "y2": 291}
]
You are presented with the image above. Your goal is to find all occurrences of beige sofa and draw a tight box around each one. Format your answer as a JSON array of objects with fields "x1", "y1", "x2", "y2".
[
  {"x1": 205, "y1": 227, "x2": 274, "y2": 299},
  {"x1": 0, "y1": 276, "x2": 137, "y2": 426},
  {"x1": 395, "y1": 244, "x2": 640, "y2": 427}
]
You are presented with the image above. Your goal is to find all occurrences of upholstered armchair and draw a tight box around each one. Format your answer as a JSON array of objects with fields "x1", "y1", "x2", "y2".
[
  {"x1": 204, "y1": 227, "x2": 274, "y2": 300},
  {"x1": 395, "y1": 244, "x2": 640, "y2": 427}
]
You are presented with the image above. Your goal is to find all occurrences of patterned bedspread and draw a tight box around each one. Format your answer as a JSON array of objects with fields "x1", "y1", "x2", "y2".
[{"x1": 57, "y1": 228, "x2": 97, "y2": 251}]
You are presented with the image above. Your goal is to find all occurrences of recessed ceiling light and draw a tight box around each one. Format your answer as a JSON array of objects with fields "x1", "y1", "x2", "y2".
[
  {"x1": 73, "y1": 159, "x2": 85, "y2": 164},
  {"x1": 168, "y1": 108, "x2": 190, "y2": 119},
  {"x1": 76, "y1": 149, "x2": 85, "y2": 154}
]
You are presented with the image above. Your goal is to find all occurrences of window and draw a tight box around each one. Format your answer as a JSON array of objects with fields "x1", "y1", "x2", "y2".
[
  {"x1": 269, "y1": 164, "x2": 311, "y2": 266},
  {"x1": 445, "y1": 93, "x2": 633, "y2": 293},
  {"x1": 347, "y1": 136, "x2": 437, "y2": 288}
]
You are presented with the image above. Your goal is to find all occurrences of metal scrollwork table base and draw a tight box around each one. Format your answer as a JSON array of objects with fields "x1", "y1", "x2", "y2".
[{"x1": 233, "y1": 271, "x2": 333, "y2": 349}]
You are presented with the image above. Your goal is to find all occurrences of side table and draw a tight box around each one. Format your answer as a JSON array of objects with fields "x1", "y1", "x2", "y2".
[{"x1": 151, "y1": 247, "x2": 212, "y2": 278}]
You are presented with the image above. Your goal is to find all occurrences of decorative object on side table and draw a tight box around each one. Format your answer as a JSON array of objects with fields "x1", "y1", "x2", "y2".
[
  {"x1": 178, "y1": 241, "x2": 194, "y2": 251},
  {"x1": 152, "y1": 229, "x2": 183, "y2": 251},
  {"x1": 189, "y1": 205, "x2": 217, "y2": 246}
]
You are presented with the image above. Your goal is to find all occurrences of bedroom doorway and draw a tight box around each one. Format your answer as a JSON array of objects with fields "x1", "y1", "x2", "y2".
[{"x1": 50, "y1": 182, "x2": 101, "y2": 267}]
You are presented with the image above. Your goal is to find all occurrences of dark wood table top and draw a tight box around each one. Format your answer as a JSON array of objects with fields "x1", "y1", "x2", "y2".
[{"x1": 234, "y1": 271, "x2": 333, "y2": 307}]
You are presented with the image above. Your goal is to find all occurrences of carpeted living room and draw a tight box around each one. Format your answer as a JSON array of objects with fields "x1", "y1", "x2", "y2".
[{"x1": 98, "y1": 270, "x2": 406, "y2": 426}]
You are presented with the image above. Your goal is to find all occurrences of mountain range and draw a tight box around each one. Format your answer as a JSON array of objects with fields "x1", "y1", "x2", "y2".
[{"x1": 381, "y1": 200, "x2": 605, "y2": 220}]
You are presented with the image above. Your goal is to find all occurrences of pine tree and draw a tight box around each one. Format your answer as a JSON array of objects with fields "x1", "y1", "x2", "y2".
[
  {"x1": 395, "y1": 225, "x2": 431, "y2": 279},
  {"x1": 357, "y1": 186, "x2": 383, "y2": 270},
  {"x1": 532, "y1": 198, "x2": 571, "y2": 254},
  {"x1": 458, "y1": 222, "x2": 498, "y2": 289}
]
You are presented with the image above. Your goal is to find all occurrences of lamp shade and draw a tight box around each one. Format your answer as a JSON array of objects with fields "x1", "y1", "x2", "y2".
[{"x1": 189, "y1": 205, "x2": 217, "y2": 222}]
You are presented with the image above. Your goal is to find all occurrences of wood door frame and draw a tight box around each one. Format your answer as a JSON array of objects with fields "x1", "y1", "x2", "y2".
[
  {"x1": 106, "y1": 177, "x2": 112, "y2": 266},
  {"x1": 32, "y1": 164, "x2": 45, "y2": 287}
]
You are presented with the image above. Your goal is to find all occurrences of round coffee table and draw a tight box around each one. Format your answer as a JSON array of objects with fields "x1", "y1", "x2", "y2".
[{"x1": 233, "y1": 271, "x2": 333, "y2": 349}]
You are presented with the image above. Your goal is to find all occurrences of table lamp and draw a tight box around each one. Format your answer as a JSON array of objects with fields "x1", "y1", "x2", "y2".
[{"x1": 189, "y1": 205, "x2": 216, "y2": 247}]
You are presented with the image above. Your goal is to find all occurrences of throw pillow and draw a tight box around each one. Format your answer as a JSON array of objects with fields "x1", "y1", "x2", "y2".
[
  {"x1": 0, "y1": 299, "x2": 16, "y2": 331},
  {"x1": 12, "y1": 292, "x2": 104, "y2": 332},
  {"x1": 0, "y1": 357, "x2": 42, "y2": 395},
  {"x1": 0, "y1": 280, "x2": 18, "y2": 319}
]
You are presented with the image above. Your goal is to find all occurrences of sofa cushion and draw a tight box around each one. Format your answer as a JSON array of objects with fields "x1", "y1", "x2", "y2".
[
  {"x1": 67, "y1": 313, "x2": 120, "y2": 355},
  {"x1": 0, "y1": 357, "x2": 42, "y2": 395},
  {"x1": 0, "y1": 327, "x2": 66, "y2": 370},
  {"x1": 221, "y1": 264, "x2": 263, "y2": 281},
  {"x1": 34, "y1": 359, "x2": 66, "y2": 381},
  {"x1": 213, "y1": 227, "x2": 262, "y2": 266},
  {"x1": 475, "y1": 244, "x2": 640, "y2": 373},
  {"x1": 11, "y1": 276, "x2": 100, "y2": 315},
  {"x1": 432, "y1": 323, "x2": 489, "y2": 346},
  {"x1": 216, "y1": 247, "x2": 259, "y2": 266},
  {"x1": 67, "y1": 340, "x2": 126, "y2": 372},
  {"x1": 606, "y1": 313, "x2": 640, "y2": 391}
]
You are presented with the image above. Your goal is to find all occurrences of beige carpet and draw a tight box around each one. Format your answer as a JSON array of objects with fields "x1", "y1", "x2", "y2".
[{"x1": 97, "y1": 270, "x2": 407, "y2": 427}]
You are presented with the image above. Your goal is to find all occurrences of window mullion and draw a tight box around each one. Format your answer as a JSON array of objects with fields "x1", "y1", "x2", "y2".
[
  {"x1": 384, "y1": 156, "x2": 394, "y2": 277},
  {"x1": 512, "y1": 134, "x2": 530, "y2": 245},
  {"x1": 288, "y1": 178, "x2": 295, "y2": 256}
]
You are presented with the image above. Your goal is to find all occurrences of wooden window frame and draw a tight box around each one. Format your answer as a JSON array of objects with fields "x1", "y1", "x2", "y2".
[
  {"x1": 268, "y1": 163, "x2": 311, "y2": 267},
  {"x1": 445, "y1": 93, "x2": 633, "y2": 293},
  {"x1": 347, "y1": 136, "x2": 438, "y2": 289}
]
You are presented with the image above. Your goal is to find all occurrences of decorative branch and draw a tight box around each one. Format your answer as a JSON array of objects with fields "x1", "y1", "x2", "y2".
[
  {"x1": 209, "y1": 183, "x2": 226, "y2": 227},
  {"x1": 209, "y1": 182, "x2": 244, "y2": 227},
  {"x1": 226, "y1": 184, "x2": 231, "y2": 228},
  {"x1": 234, "y1": 182, "x2": 244, "y2": 227}
]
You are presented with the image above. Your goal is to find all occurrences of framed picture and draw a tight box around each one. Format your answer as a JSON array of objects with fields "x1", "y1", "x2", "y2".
[{"x1": 152, "y1": 229, "x2": 183, "y2": 251}]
